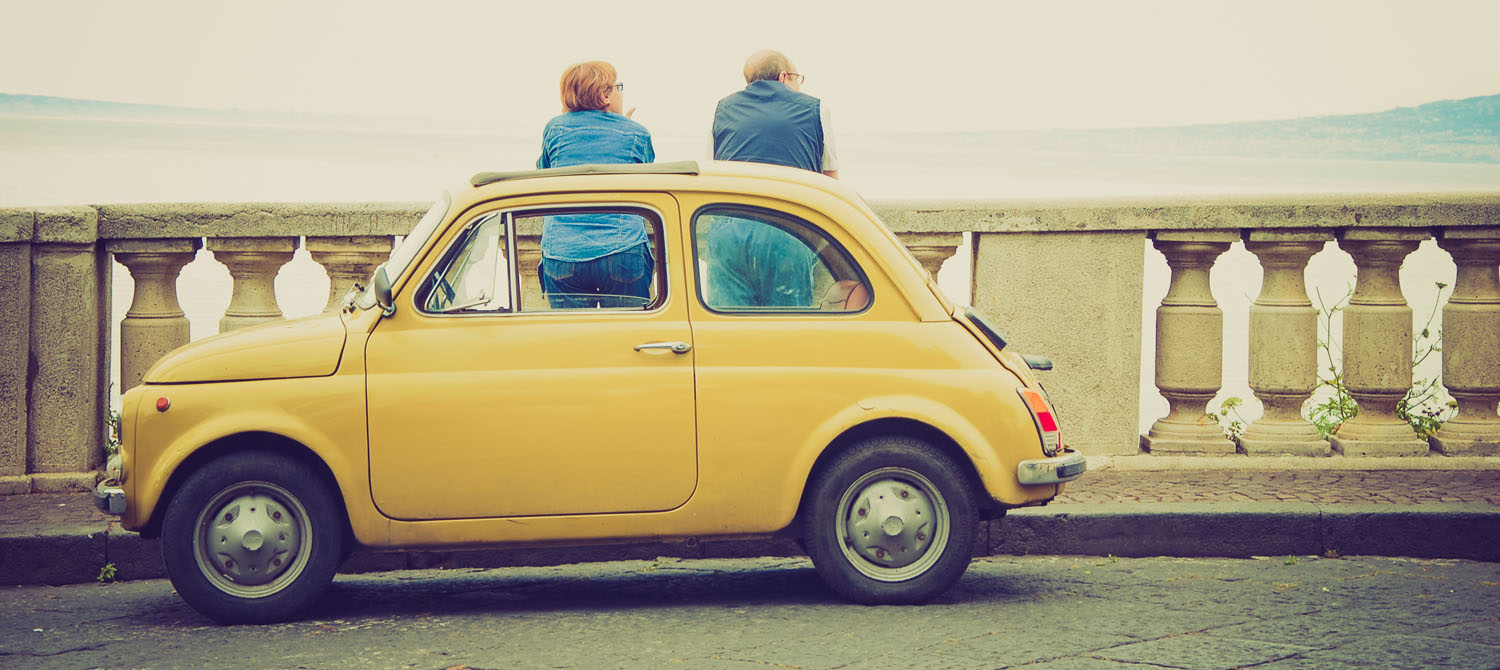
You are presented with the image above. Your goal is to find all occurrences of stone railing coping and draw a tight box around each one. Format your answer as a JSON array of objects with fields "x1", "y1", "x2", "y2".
[
  {"x1": 93, "y1": 203, "x2": 428, "y2": 240},
  {"x1": 0, "y1": 206, "x2": 98, "y2": 244},
  {"x1": 871, "y1": 192, "x2": 1500, "y2": 234},
  {"x1": 0, "y1": 194, "x2": 1495, "y2": 241}
]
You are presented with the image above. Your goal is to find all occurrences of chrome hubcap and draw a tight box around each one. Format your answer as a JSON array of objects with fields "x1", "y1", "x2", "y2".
[
  {"x1": 837, "y1": 467, "x2": 948, "y2": 581},
  {"x1": 193, "y1": 482, "x2": 310, "y2": 598}
]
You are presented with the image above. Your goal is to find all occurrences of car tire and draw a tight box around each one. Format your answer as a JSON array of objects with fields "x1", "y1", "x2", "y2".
[
  {"x1": 161, "y1": 451, "x2": 343, "y2": 624},
  {"x1": 803, "y1": 436, "x2": 977, "y2": 604}
]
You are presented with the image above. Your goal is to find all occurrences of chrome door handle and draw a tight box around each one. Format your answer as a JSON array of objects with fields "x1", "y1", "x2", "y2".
[{"x1": 635, "y1": 341, "x2": 692, "y2": 354}]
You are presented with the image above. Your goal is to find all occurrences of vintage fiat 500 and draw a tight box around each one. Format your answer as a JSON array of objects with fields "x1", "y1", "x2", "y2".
[{"x1": 97, "y1": 160, "x2": 1084, "y2": 623}]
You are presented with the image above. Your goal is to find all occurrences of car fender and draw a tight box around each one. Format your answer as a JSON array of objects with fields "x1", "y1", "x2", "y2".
[
  {"x1": 132, "y1": 403, "x2": 384, "y2": 545},
  {"x1": 782, "y1": 394, "x2": 1022, "y2": 520}
]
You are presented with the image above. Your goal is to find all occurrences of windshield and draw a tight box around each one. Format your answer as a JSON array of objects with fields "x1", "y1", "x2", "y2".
[
  {"x1": 387, "y1": 192, "x2": 452, "y2": 281},
  {"x1": 353, "y1": 192, "x2": 451, "y2": 311}
]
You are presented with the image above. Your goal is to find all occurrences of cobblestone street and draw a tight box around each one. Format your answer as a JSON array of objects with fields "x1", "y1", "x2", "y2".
[{"x1": 3, "y1": 555, "x2": 1498, "y2": 669}]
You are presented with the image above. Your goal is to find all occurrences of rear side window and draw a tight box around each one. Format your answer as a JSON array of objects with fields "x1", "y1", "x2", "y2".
[{"x1": 693, "y1": 205, "x2": 870, "y2": 314}]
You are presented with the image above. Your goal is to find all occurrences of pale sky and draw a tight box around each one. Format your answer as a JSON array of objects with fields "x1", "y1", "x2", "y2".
[{"x1": 2, "y1": 0, "x2": 1498, "y2": 138}]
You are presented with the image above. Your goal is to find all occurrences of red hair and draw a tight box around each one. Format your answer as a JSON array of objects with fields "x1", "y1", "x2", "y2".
[{"x1": 560, "y1": 61, "x2": 616, "y2": 112}]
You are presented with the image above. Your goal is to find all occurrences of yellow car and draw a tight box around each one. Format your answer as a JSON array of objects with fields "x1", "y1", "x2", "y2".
[{"x1": 98, "y1": 160, "x2": 1084, "y2": 623}]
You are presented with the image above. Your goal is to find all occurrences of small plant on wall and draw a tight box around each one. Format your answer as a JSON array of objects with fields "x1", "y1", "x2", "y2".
[
  {"x1": 1300, "y1": 283, "x2": 1456, "y2": 439},
  {"x1": 1208, "y1": 282, "x2": 1456, "y2": 441}
]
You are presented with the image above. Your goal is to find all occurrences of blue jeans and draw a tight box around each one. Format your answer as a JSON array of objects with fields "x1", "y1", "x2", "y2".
[
  {"x1": 702, "y1": 217, "x2": 815, "y2": 309},
  {"x1": 540, "y1": 244, "x2": 652, "y2": 309}
]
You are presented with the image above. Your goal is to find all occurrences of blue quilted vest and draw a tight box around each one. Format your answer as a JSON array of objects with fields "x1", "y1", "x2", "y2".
[{"x1": 712, "y1": 80, "x2": 823, "y2": 173}]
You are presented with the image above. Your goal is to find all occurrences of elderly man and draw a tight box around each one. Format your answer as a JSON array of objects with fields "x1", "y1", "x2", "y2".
[
  {"x1": 701, "y1": 50, "x2": 841, "y2": 310},
  {"x1": 711, "y1": 50, "x2": 839, "y2": 178}
]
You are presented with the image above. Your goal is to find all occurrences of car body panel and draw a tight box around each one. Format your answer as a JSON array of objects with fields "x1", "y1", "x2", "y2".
[
  {"x1": 120, "y1": 372, "x2": 389, "y2": 546},
  {"x1": 143, "y1": 313, "x2": 347, "y2": 384}
]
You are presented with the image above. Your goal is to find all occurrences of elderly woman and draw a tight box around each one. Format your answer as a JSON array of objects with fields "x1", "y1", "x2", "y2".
[{"x1": 536, "y1": 61, "x2": 655, "y2": 308}]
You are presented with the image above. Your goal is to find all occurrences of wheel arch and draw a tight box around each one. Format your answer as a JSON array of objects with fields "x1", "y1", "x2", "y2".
[
  {"x1": 795, "y1": 417, "x2": 1000, "y2": 531},
  {"x1": 138, "y1": 431, "x2": 350, "y2": 547}
]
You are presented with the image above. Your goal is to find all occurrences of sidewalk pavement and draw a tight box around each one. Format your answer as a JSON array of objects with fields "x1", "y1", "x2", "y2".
[{"x1": 2, "y1": 467, "x2": 1497, "y2": 586}]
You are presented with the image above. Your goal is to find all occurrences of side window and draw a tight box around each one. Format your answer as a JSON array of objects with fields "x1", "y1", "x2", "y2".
[
  {"x1": 420, "y1": 212, "x2": 510, "y2": 314},
  {"x1": 418, "y1": 207, "x2": 666, "y2": 315},
  {"x1": 694, "y1": 206, "x2": 871, "y2": 314},
  {"x1": 516, "y1": 209, "x2": 664, "y2": 312}
]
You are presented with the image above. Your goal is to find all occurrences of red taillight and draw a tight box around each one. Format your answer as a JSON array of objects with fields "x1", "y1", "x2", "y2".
[{"x1": 1017, "y1": 388, "x2": 1062, "y2": 456}]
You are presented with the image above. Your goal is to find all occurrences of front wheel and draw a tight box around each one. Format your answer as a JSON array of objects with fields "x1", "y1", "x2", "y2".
[
  {"x1": 803, "y1": 437, "x2": 978, "y2": 604},
  {"x1": 161, "y1": 452, "x2": 343, "y2": 624}
]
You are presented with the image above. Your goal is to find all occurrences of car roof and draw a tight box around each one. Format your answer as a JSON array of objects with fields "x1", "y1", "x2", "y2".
[
  {"x1": 455, "y1": 160, "x2": 865, "y2": 212},
  {"x1": 470, "y1": 161, "x2": 702, "y2": 187}
]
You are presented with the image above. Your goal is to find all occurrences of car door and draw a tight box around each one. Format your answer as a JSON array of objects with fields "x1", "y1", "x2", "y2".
[
  {"x1": 365, "y1": 193, "x2": 697, "y2": 520},
  {"x1": 680, "y1": 194, "x2": 940, "y2": 503}
]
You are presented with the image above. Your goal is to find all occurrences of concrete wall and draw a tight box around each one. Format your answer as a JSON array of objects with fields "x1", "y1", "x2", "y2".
[{"x1": 0, "y1": 210, "x2": 33, "y2": 487}]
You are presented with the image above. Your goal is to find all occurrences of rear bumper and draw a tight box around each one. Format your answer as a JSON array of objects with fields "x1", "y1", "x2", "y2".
[
  {"x1": 94, "y1": 480, "x2": 126, "y2": 516},
  {"x1": 1017, "y1": 449, "x2": 1086, "y2": 485}
]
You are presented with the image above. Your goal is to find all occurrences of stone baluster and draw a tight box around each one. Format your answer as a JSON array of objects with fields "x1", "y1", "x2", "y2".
[
  {"x1": 1330, "y1": 229, "x2": 1430, "y2": 456},
  {"x1": 207, "y1": 237, "x2": 295, "y2": 332},
  {"x1": 306, "y1": 236, "x2": 392, "y2": 312},
  {"x1": 1142, "y1": 232, "x2": 1237, "y2": 455},
  {"x1": 1431, "y1": 228, "x2": 1500, "y2": 455},
  {"x1": 109, "y1": 239, "x2": 200, "y2": 391},
  {"x1": 516, "y1": 234, "x2": 544, "y2": 311},
  {"x1": 1238, "y1": 232, "x2": 1333, "y2": 456},
  {"x1": 896, "y1": 232, "x2": 963, "y2": 277}
]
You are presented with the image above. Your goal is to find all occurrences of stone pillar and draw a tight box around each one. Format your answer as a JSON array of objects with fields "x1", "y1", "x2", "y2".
[
  {"x1": 207, "y1": 237, "x2": 296, "y2": 332},
  {"x1": 1238, "y1": 232, "x2": 1333, "y2": 456},
  {"x1": 1142, "y1": 232, "x2": 1237, "y2": 455},
  {"x1": 517, "y1": 234, "x2": 544, "y2": 311},
  {"x1": 110, "y1": 239, "x2": 200, "y2": 391},
  {"x1": 29, "y1": 207, "x2": 108, "y2": 479},
  {"x1": 973, "y1": 231, "x2": 1145, "y2": 456},
  {"x1": 306, "y1": 236, "x2": 392, "y2": 311},
  {"x1": 1431, "y1": 228, "x2": 1500, "y2": 455},
  {"x1": 1330, "y1": 230, "x2": 1430, "y2": 456},
  {"x1": 897, "y1": 232, "x2": 963, "y2": 277},
  {"x1": 0, "y1": 210, "x2": 33, "y2": 490}
]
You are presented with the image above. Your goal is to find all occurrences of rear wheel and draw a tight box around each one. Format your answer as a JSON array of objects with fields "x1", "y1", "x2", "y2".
[
  {"x1": 804, "y1": 436, "x2": 977, "y2": 604},
  {"x1": 161, "y1": 451, "x2": 343, "y2": 624}
]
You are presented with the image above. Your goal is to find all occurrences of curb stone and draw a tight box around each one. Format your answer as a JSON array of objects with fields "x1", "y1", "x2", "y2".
[{"x1": 3, "y1": 502, "x2": 1496, "y2": 587}]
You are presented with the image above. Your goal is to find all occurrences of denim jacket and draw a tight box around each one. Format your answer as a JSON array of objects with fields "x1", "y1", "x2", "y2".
[{"x1": 537, "y1": 111, "x2": 655, "y2": 261}]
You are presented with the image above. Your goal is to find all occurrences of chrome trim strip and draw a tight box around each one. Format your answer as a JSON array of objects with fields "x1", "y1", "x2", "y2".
[
  {"x1": 505, "y1": 211, "x2": 520, "y2": 311},
  {"x1": 1016, "y1": 450, "x2": 1087, "y2": 486}
]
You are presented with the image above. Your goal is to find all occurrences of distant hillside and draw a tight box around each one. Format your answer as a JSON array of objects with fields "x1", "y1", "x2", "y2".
[
  {"x1": 1095, "y1": 93, "x2": 1500, "y2": 162},
  {"x1": 0, "y1": 93, "x2": 438, "y2": 133},
  {"x1": 4, "y1": 91, "x2": 1498, "y2": 163},
  {"x1": 885, "y1": 93, "x2": 1500, "y2": 164},
  {"x1": 0, "y1": 93, "x2": 296, "y2": 124}
]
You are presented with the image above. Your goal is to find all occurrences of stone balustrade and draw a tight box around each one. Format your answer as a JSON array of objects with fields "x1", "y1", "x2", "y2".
[{"x1": 1, "y1": 195, "x2": 1497, "y2": 493}]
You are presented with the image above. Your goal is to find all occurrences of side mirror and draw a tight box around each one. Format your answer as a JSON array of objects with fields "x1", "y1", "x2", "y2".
[{"x1": 373, "y1": 265, "x2": 396, "y2": 317}]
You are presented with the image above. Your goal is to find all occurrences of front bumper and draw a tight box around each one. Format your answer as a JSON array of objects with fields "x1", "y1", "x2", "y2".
[
  {"x1": 94, "y1": 480, "x2": 126, "y2": 516},
  {"x1": 1017, "y1": 448, "x2": 1086, "y2": 485}
]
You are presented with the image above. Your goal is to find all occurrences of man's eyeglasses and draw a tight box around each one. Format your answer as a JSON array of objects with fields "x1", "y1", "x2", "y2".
[
  {"x1": 782, "y1": 72, "x2": 805, "y2": 85},
  {"x1": 612, "y1": 82, "x2": 625, "y2": 91}
]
